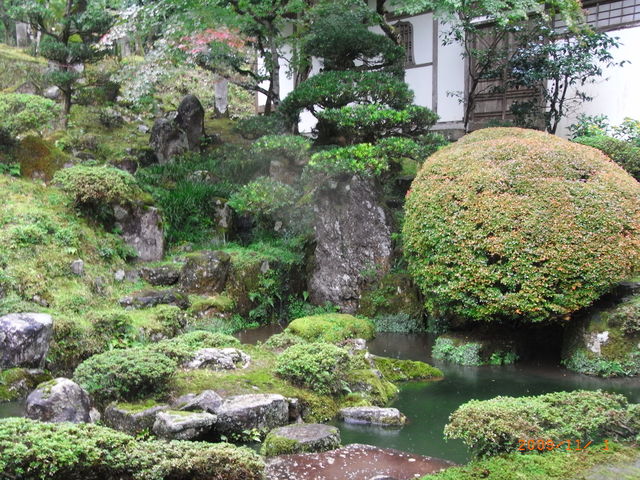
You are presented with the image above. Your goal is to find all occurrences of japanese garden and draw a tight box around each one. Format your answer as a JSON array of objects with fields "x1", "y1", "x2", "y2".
[{"x1": 0, "y1": 0, "x2": 639, "y2": 479}]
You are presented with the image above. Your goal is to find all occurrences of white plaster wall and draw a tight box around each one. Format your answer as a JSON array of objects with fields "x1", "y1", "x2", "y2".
[
  {"x1": 410, "y1": 14, "x2": 434, "y2": 65},
  {"x1": 556, "y1": 26, "x2": 640, "y2": 137},
  {"x1": 436, "y1": 28, "x2": 465, "y2": 123},
  {"x1": 406, "y1": 66, "x2": 433, "y2": 108}
]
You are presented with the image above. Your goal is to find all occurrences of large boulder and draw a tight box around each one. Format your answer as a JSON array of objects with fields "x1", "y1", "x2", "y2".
[
  {"x1": 103, "y1": 402, "x2": 169, "y2": 435},
  {"x1": 152, "y1": 410, "x2": 216, "y2": 440},
  {"x1": 25, "y1": 378, "x2": 93, "y2": 423},
  {"x1": 176, "y1": 94, "x2": 205, "y2": 152},
  {"x1": 215, "y1": 394, "x2": 290, "y2": 435},
  {"x1": 149, "y1": 114, "x2": 189, "y2": 164},
  {"x1": 339, "y1": 406, "x2": 406, "y2": 426},
  {"x1": 309, "y1": 175, "x2": 393, "y2": 313},
  {"x1": 261, "y1": 423, "x2": 341, "y2": 456},
  {"x1": 0, "y1": 313, "x2": 53, "y2": 369},
  {"x1": 562, "y1": 291, "x2": 640, "y2": 377},
  {"x1": 179, "y1": 251, "x2": 231, "y2": 295},
  {"x1": 174, "y1": 390, "x2": 224, "y2": 413},
  {"x1": 119, "y1": 289, "x2": 189, "y2": 309},
  {"x1": 184, "y1": 348, "x2": 250, "y2": 370},
  {"x1": 139, "y1": 265, "x2": 181, "y2": 286},
  {"x1": 113, "y1": 204, "x2": 164, "y2": 262},
  {"x1": 403, "y1": 127, "x2": 640, "y2": 323}
]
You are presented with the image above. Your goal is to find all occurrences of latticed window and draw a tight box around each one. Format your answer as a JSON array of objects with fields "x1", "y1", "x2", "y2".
[
  {"x1": 395, "y1": 21, "x2": 415, "y2": 66},
  {"x1": 555, "y1": 0, "x2": 640, "y2": 31}
]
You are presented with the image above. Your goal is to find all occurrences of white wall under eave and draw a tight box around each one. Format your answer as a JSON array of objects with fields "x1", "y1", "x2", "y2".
[
  {"x1": 436, "y1": 31, "x2": 465, "y2": 123},
  {"x1": 556, "y1": 26, "x2": 640, "y2": 138}
]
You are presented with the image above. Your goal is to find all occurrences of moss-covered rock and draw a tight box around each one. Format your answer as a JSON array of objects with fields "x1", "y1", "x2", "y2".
[
  {"x1": 16, "y1": 136, "x2": 68, "y2": 182},
  {"x1": 562, "y1": 293, "x2": 640, "y2": 377},
  {"x1": 0, "y1": 368, "x2": 52, "y2": 402},
  {"x1": 403, "y1": 127, "x2": 640, "y2": 323},
  {"x1": 285, "y1": 313, "x2": 375, "y2": 343},
  {"x1": 358, "y1": 272, "x2": 423, "y2": 320},
  {"x1": 432, "y1": 334, "x2": 519, "y2": 366},
  {"x1": 372, "y1": 357, "x2": 442, "y2": 382},
  {"x1": 261, "y1": 423, "x2": 341, "y2": 456},
  {"x1": 344, "y1": 368, "x2": 398, "y2": 406}
]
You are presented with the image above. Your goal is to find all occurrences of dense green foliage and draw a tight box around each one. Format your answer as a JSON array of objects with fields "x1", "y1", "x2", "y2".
[
  {"x1": 444, "y1": 390, "x2": 638, "y2": 457},
  {"x1": 403, "y1": 128, "x2": 640, "y2": 323},
  {"x1": 275, "y1": 342, "x2": 350, "y2": 394},
  {"x1": 432, "y1": 337, "x2": 483, "y2": 366},
  {"x1": 372, "y1": 356, "x2": 442, "y2": 382},
  {"x1": 149, "y1": 330, "x2": 240, "y2": 362},
  {"x1": 285, "y1": 313, "x2": 375, "y2": 343},
  {"x1": 73, "y1": 348, "x2": 177, "y2": 403},
  {"x1": 574, "y1": 135, "x2": 640, "y2": 181},
  {"x1": 234, "y1": 114, "x2": 287, "y2": 139},
  {"x1": 0, "y1": 418, "x2": 264, "y2": 480},
  {"x1": 422, "y1": 441, "x2": 639, "y2": 480},
  {"x1": 0, "y1": 93, "x2": 58, "y2": 137},
  {"x1": 228, "y1": 177, "x2": 297, "y2": 216}
]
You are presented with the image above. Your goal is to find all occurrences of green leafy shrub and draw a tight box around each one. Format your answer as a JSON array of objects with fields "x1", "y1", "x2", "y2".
[
  {"x1": 73, "y1": 348, "x2": 177, "y2": 403},
  {"x1": 54, "y1": 165, "x2": 146, "y2": 208},
  {"x1": 275, "y1": 342, "x2": 350, "y2": 394},
  {"x1": 307, "y1": 143, "x2": 387, "y2": 177},
  {"x1": 228, "y1": 177, "x2": 297, "y2": 216},
  {"x1": 97, "y1": 106, "x2": 125, "y2": 128},
  {"x1": 251, "y1": 134, "x2": 311, "y2": 164},
  {"x1": 149, "y1": 330, "x2": 240, "y2": 362},
  {"x1": 234, "y1": 114, "x2": 287, "y2": 139},
  {"x1": 568, "y1": 113, "x2": 611, "y2": 139},
  {"x1": 317, "y1": 104, "x2": 438, "y2": 143},
  {"x1": 444, "y1": 390, "x2": 637, "y2": 457},
  {"x1": 372, "y1": 313, "x2": 426, "y2": 334},
  {"x1": 403, "y1": 128, "x2": 640, "y2": 323},
  {"x1": 0, "y1": 93, "x2": 58, "y2": 137},
  {"x1": 562, "y1": 349, "x2": 640, "y2": 377},
  {"x1": 573, "y1": 135, "x2": 640, "y2": 181},
  {"x1": 0, "y1": 417, "x2": 264, "y2": 480},
  {"x1": 262, "y1": 332, "x2": 307, "y2": 351},
  {"x1": 372, "y1": 356, "x2": 442, "y2": 382},
  {"x1": 432, "y1": 337, "x2": 483, "y2": 366},
  {"x1": 285, "y1": 313, "x2": 375, "y2": 343},
  {"x1": 279, "y1": 71, "x2": 413, "y2": 126}
]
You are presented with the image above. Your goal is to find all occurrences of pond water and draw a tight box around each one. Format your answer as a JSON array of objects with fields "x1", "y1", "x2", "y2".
[
  {"x1": 236, "y1": 327, "x2": 640, "y2": 464},
  {"x1": 0, "y1": 401, "x2": 23, "y2": 419}
]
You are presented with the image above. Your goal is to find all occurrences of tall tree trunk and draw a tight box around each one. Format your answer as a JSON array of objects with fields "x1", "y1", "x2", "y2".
[
  {"x1": 267, "y1": 27, "x2": 280, "y2": 110},
  {"x1": 60, "y1": 88, "x2": 71, "y2": 128}
]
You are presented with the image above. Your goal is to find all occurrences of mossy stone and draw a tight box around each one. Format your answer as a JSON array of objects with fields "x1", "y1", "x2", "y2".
[
  {"x1": 286, "y1": 313, "x2": 375, "y2": 343},
  {"x1": 358, "y1": 272, "x2": 423, "y2": 320},
  {"x1": 372, "y1": 356, "x2": 443, "y2": 382},
  {"x1": 261, "y1": 423, "x2": 341, "y2": 456},
  {"x1": 17, "y1": 136, "x2": 68, "y2": 182}
]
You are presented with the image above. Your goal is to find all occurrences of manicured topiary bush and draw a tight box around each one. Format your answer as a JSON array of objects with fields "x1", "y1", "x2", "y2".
[
  {"x1": 275, "y1": 342, "x2": 350, "y2": 394},
  {"x1": 285, "y1": 313, "x2": 375, "y2": 343},
  {"x1": 444, "y1": 390, "x2": 638, "y2": 457},
  {"x1": 0, "y1": 93, "x2": 58, "y2": 137},
  {"x1": 73, "y1": 348, "x2": 177, "y2": 403},
  {"x1": 574, "y1": 135, "x2": 640, "y2": 181},
  {"x1": 0, "y1": 417, "x2": 264, "y2": 480},
  {"x1": 403, "y1": 128, "x2": 640, "y2": 323}
]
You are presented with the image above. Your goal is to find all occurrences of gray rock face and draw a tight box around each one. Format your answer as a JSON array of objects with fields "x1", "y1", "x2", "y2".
[
  {"x1": 263, "y1": 423, "x2": 341, "y2": 456},
  {"x1": 103, "y1": 402, "x2": 169, "y2": 435},
  {"x1": 176, "y1": 390, "x2": 224, "y2": 413},
  {"x1": 119, "y1": 289, "x2": 189, "y2": 309},
  {"x1": 309, "y1": 176, "x2": 393, "y2": 313},
  {"x1": 70, "y1": 259, "x2": 84, "y2": 276},
  {"x1": 152, "y1": 410, "x2": 216, "y2": 440},
  {"x1": 25, "y1": 378, "x2": 93, "y2": 423},
  {"x1": 339, "y1": 407, "x2": 406, "y2": 426},
  {"x1": 216, "y1": 394, "x2": 290, "y2": 435},
  {"x1": 114, "y1": 205, "x2": 164, "y2": 262},
  {"x1": 184, "y1": 348, "x2": 250, "y2": 370},
  {"x1": 176, "y1": 95, "x2": 205, "y2": 151},
  {"x1": 149, "y1": 114, "x2": 189, "y2": 164},
  {"x1": 139, "y1": 265, "x2": 181, "y2": 286},
  {"x1": 0, "y1": 313, "x2": 53, "y2": 369},
  {"x1": 179, "y1": 251, "x2": 231, "y2": 295}
]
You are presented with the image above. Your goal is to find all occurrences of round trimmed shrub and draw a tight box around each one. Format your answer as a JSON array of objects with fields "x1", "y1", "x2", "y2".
[
  {"x1": 275, "y1": 343, "x2": 350, "y2": 394},
  {"x1": 73, "y1": 348, "x2": 177, "y2": 403},
  {"x1": 403, "y1": 127, "x2": 640, "y2": 323}
]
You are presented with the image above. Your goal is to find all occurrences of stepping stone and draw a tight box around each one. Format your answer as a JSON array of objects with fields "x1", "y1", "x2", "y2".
[
  {"x1": 339, "y1": 406, "x2": 406, "y2": 426},
  {"x1": 216, "y1": 394, "x2": 290, "y2": 435},
  {"x1": 262, "y1": 423, "x2": 341, "y2": 456},
  {"x1": 152, "y1": 410, "x2": 216, "y2": 440}
]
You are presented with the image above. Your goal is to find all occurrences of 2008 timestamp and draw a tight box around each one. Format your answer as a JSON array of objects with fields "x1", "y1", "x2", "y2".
[{"x1": 517, "y1": 439, "x2": 610, "y2": 452}]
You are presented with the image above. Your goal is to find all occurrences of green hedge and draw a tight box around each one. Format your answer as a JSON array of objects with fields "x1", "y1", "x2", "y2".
[
  {"x1": 573, "y1": 134, "x2": 640, "y2": 181},
  {"x1": 0, "y1": 418, "x2": 264, "y2": 480},
  {"x1": 403, "y1": 127, "x2": 640, "y2": 323}
]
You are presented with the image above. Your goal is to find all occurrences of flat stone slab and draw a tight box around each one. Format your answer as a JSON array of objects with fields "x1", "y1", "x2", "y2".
[
  {"x1": 153, "y1": 410, "x2": 216, "y2": 440},
  {"x1": 119, "y1": 289, "x2": 189, "y2": 309},
  {"x1": 265, "y1": 444, "x2": 456, "y2": 480},
  {"x1": 339, "y1": 407, "x2": 407, "y2": 427},
  {"x1": 262, "y1": 423, "x2": 341, "y2": 456},
  {"x1": 104, "y1": 402, "x2": 169, "y2": 435},
  {"x1": 215, "y1": 394, "x2": 289, "y2": 435},
  {"x1": 184, "y1": 348, "x2": 250, "y2": 370},
  {"x1": 0, "y1": 313, "x2": 53, "y2": 369},
  {"x1": 174, "y1": 390, "x2": 223, "y2": 413}
]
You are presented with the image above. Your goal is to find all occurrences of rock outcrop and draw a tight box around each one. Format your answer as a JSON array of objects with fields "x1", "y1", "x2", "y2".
[
  {"x1": 113, "y1": 204, "x2": 164, "y2": 262},
  {"x1": 0, "y1": 313, "x2": 53, "y2": 369},
  {"x1": 25, "y1": 378, "x2": 94, "y2": 423},
  {"x1": 262, "y1": 423, "x2": 341, "y2": 456},
  {"x1": 150, "y1": 114, "x2": 189, "y2": 164},
  {"x1": 339, "y1": 406, "x2": 406, "y2": 426},
  {"x1": 216, "y1": 394, "x2": 290, "y2": 435},
  {"x1": 174, "y1": 390, "x2": 224, "y2": 413},
  {"x1": 152, "y1": 410, "x2": 216, "y2": 440},
  {"x1": 179, "y1": 251, "x2": 231, "y2": 295},
  {"x1": 139, "y1": 265, "x2": 181, "y2": 286},
  {"x1": 309, "y1": 176, "x2": 393, "y2": 313},
  {"x1": 176, "y1": 94, "x2": 205, "y2": 151},
  {"x1": 103, "y1": 402, "x2": 169, "y2": 435},
  {"x1": 119, "y1": 289, "x2": 189, "y2": 309},
  {"x1": 184, "y1": 348, "x2": 250, "y2": 370}
]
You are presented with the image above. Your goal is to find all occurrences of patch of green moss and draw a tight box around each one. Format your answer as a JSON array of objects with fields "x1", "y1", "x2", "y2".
[
  {"x1": 286, "y1": 313, "x2": 375, "y2": 343},
  {"x1": 421, "y1": 442, "x2": 639, "y2": 480},
  {"x1": 372, "y1": 356, "x2": 443, "y2": 382},
  {"x1": 115, "y1": 399, "x2": 163, "y2": 413},
  {"x1": 345, "y1": 369, "x2": 398, "y2": 406},
  {"x1": 358, "y1": 272, "x2": 423, "y2": 320},
  {"x1": 16, "y1": 136, "x2": 68, "y2": 182},
  {"x1": 188, "y1": 295, "x2": 235, "y2": 316},
  {"x1": 260, "y1": 433, "x2": 300, "y2": 456},
  {"x1": 0, "y1": 368, "x2": 52, "y2": 402}
]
